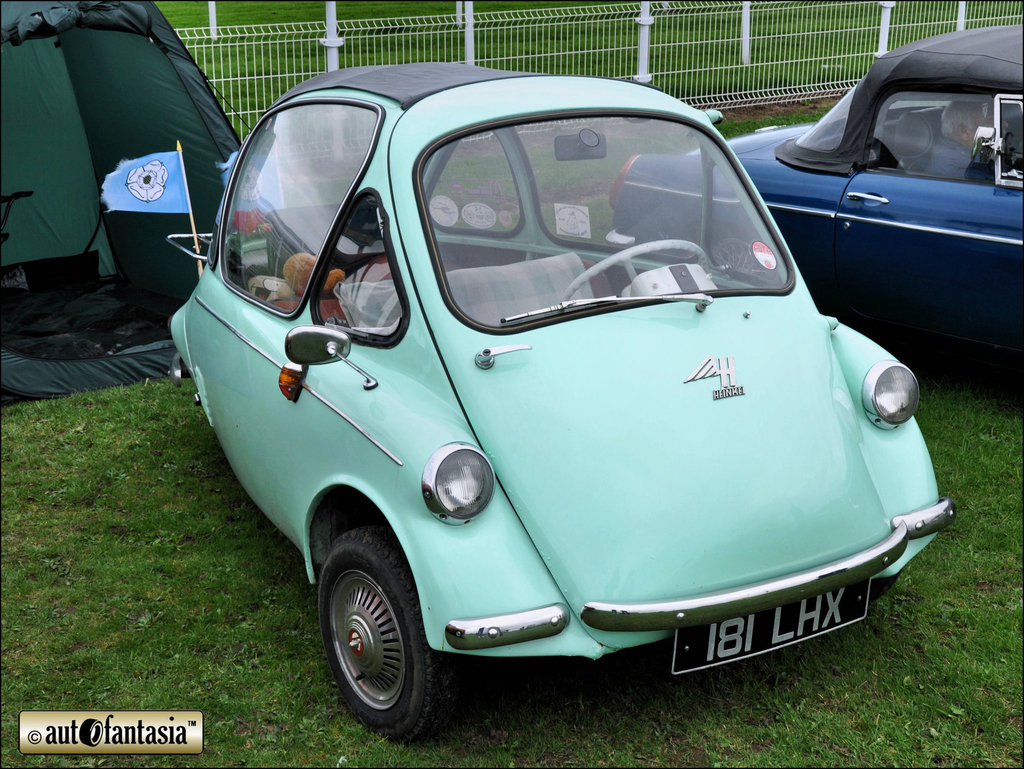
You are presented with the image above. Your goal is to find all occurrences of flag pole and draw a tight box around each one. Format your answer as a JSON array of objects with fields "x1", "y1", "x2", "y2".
[{"x1": 176, "y1": 140, "x2": 203, "y2": 275}]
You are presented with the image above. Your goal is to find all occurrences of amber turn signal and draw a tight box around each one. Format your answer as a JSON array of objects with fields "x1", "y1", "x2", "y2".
[{"x1": 279, "y1": 363, "x2": 306, "y2": 402}]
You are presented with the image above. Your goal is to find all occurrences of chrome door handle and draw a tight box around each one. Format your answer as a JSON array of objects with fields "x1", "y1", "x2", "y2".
[
  {"x1": 846, "y1": 191, "x2": 889, "y2": 204},
  {"x1": 475, "y1": 344, "x2": 532, "y2": 369}
]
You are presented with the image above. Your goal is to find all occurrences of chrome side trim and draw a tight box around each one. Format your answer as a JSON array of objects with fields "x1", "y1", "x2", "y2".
[
  {"x1": 300, "y1": 386, "x2": 403, "y2": 466},
  {"x1": 766, "y1": 202, "x2": 836, "y2": 219},
  {"x1": 195, "y1": 296, "x2": 402, "y2": 467},
  {"x1": 837, "y1": 213, "x2": 1023, "y2": 247},
  {"x1": 445, "y1": 604, "x2": 569, "y2": 650},
  {"x1": 580, "y1": 497, "x2": 955, "y2": 632},
  {"x1": 892, "y1": 497, "x2": 955, "y2": 539},
  {"x1": 196, "y1": 296, "x2": 283, "y2": 367},
  {"x1": 768, "y1": 203, "x2": 1023, "y2": 247}
]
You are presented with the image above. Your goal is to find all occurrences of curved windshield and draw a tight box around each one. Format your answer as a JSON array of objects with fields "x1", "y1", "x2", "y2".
[
  {"x1": 795, "y1": 88, "x2": 855, "y2": 152},
  {"x1": 419, "y1": 116, "x2": 790, "y2": 328}
]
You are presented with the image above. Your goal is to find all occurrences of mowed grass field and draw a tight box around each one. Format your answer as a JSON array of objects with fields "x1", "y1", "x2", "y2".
[
  {"x1": 156, "y1": 1, "x2": 588, "y2": 26},
  {"x1": 2, "y1": 351, "x2": 1020, "y2": 767}
]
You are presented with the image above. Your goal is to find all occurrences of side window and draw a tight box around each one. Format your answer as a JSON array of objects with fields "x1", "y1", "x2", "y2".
[
  {"x1": 316, "y1": 194, "x2": 403, "y2": 339},
  {"x1": 871, "y1": 91, "x2": 992, "y2": 181},
  {"x1": 221, "y1": 103, "x2": 379, "y2": 311}
]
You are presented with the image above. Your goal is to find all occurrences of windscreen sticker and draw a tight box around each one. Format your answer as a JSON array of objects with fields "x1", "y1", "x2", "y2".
[
  {"x1": 554, "y1": 204, "x2": 591, "y2": 238},
  {"x1": 752, "y1": 241, "x2": 777, "y2": 270},
  {"x1": 461, "y1": 201, "x2": 497, "y2": 229},
  {"x1": 429, "y1": 195, "x2": 459, "y2": 227}
]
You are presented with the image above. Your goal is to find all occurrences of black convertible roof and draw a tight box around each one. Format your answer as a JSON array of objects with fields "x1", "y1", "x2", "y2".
[
  {"x1": 776, "y1": 24, "x2": 1023, "y2": 174},
  {"x1": 273, "y1": 62, "x2": 540, "y2": 110}
]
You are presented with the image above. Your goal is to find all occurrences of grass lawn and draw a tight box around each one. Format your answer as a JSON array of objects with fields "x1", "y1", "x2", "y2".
[
  {"x1": 3, "y1": 358, "x2": 1020, "y2": 767},
  {"x1": 156, "y1": 1, "x2": 576, "y2": 27},
  {"x1": 2, "y1": 99, "x2": 1021, "y2": 767}
]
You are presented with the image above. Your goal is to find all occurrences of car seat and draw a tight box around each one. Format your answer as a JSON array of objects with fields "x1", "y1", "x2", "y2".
[
  {"x1": 889, "y1": 111, "x2": 934, "y2": 173},
  {"x1": 444, "y1": 252, "x2": 593, "y2": 325}
]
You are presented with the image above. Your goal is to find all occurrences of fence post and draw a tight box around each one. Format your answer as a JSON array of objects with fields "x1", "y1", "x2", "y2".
[
  {"x1": 635, "y1": 1, "x2": 653, "y2": 83},
  {"x1": 956, "y1": 1, "x2": 967, "y2": 30},
  {"x1": 322, "y1": 1, "x2": 342, "y2": 72},
  {"x1": 741, "y1": 2, "x2": 751, "y2": 65},
  {"x1": 464, "y1": 1, "x2": 475, "y2": 66},
  {"x1": 876, "y1": 1, "x2": 896, "y2": 57},
  {"x1": 207, "y1": 1, "x2": 217, "y2": 41}
]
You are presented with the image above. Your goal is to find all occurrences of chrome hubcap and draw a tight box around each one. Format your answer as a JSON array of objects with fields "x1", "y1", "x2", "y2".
[{"x1": 331, "y1": 570, "x2": 405, "y2": 710}]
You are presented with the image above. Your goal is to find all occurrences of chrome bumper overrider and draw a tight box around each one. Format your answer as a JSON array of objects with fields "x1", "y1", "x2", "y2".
[
  {"x1": 445, "y1": 604, "x2": 569, "y2": 651},
  {"x1": 580, "y1": 497, "x2": 955, "y2": 633}
]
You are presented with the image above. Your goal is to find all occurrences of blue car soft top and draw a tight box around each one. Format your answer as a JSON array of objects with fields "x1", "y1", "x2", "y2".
[{"x1": 775, "y1": 25, "x2": 1022, "y2": 175}]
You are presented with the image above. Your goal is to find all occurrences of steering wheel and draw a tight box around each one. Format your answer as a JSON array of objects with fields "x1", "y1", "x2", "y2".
[{"x1": 560, "y1": 239, "x2": 709, "y2": 301}]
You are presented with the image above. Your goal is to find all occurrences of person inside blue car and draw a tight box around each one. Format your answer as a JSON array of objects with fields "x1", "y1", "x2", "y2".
[{"x1": 927, "y1": 100, "x2": 990, "y2": 179}]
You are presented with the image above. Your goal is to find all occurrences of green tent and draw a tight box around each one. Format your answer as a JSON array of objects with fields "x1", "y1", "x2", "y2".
[{"x1": 1, "y1": 0, "x2": 238, "y2": 399}]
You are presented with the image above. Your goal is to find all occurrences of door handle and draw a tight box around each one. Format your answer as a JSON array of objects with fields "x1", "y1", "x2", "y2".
[
  {"x1": 475, "y1": 344, "x2": 532, "y2": 369},
  {"x1": 846, "y1": 191, "x2": 889, "y2": 205}
]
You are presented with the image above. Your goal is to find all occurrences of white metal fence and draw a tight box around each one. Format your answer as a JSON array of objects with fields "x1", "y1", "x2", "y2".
[{"x1": 175, "y1": 1, "x2": 1024, "y2": 136}]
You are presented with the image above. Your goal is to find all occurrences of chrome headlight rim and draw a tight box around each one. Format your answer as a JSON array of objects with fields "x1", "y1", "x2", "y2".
[
  {"x1": 862, "y1": 360, "x2": 919, "y2": 429},
  {"x1": 421, "y1": 443, "x2": 495, "y2": 525}
]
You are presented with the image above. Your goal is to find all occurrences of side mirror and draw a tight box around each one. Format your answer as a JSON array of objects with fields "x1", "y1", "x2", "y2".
[{"x1": 285, "y1": 325, "x2": 351, "y2": 365}]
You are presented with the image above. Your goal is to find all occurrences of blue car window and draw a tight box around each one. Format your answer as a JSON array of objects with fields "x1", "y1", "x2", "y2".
[
  {"x1": 872, "y1": 92, "x2": 994, "y2": 181},
  {"x1": 795, "y1": 88, "x2": 854, "y2": 153},
  {"x1": 220, "y1": 103, "x2": 379, "y2": 310}
]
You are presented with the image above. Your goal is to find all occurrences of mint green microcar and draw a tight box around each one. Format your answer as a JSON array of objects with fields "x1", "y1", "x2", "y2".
[{"x1": 170, "y1": 63, "x2": 955, "y2": 741}]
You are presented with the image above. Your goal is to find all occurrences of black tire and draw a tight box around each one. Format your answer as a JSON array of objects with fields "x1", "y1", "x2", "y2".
[
  {"x1": 318, "y1": 526, "x2": 458, "y2": 742},
  {"x1": 869, "y1": 573, "x2": 901, "y2": 603}
]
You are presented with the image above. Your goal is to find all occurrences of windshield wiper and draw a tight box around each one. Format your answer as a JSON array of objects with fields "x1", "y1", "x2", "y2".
[{"x1": 499, "y1": 293, "x2": 713, "y2": 325}]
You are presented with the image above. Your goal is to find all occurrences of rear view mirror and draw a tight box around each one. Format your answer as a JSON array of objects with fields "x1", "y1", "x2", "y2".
[{"x1": 555, "y1": 128, "x2": 607, "y2": 160}]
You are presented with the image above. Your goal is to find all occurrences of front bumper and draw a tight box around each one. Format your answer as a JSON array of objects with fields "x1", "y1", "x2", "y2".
[
  {"x1": 580, "y1": 497, "x2": 955, "y2": 632},
  {"x1": 444, "y1": 497, "x2": 954, "y2": 649}
]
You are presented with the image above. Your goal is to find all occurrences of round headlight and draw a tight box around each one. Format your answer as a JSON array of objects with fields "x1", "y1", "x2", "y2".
[
  {"x1": 862, "y1": 361, "x2": 919, "y2": 429},
  {"x1": 422, "y1": 444, "x2": 495, "y2": 524}
]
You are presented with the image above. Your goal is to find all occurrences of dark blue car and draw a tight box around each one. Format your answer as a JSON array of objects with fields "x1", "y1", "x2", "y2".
[{"x1": 727, "y1": 25, "x2": 1022, "y2": 367}]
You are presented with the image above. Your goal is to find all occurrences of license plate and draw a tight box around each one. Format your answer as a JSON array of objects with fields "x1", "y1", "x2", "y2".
[{"x1": 671, "y1": 579, "x2": 872, "y2": 674}]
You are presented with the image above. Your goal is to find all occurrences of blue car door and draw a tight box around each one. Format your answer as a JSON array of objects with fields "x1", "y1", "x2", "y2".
[{"x1": 835, "y1": 171, "x2": 1022, "y2": 352}]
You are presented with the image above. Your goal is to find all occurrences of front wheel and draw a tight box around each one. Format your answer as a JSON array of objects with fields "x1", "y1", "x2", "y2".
[{"x1": 319, "y1": 526, "x2": 459, "y2": 741}]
